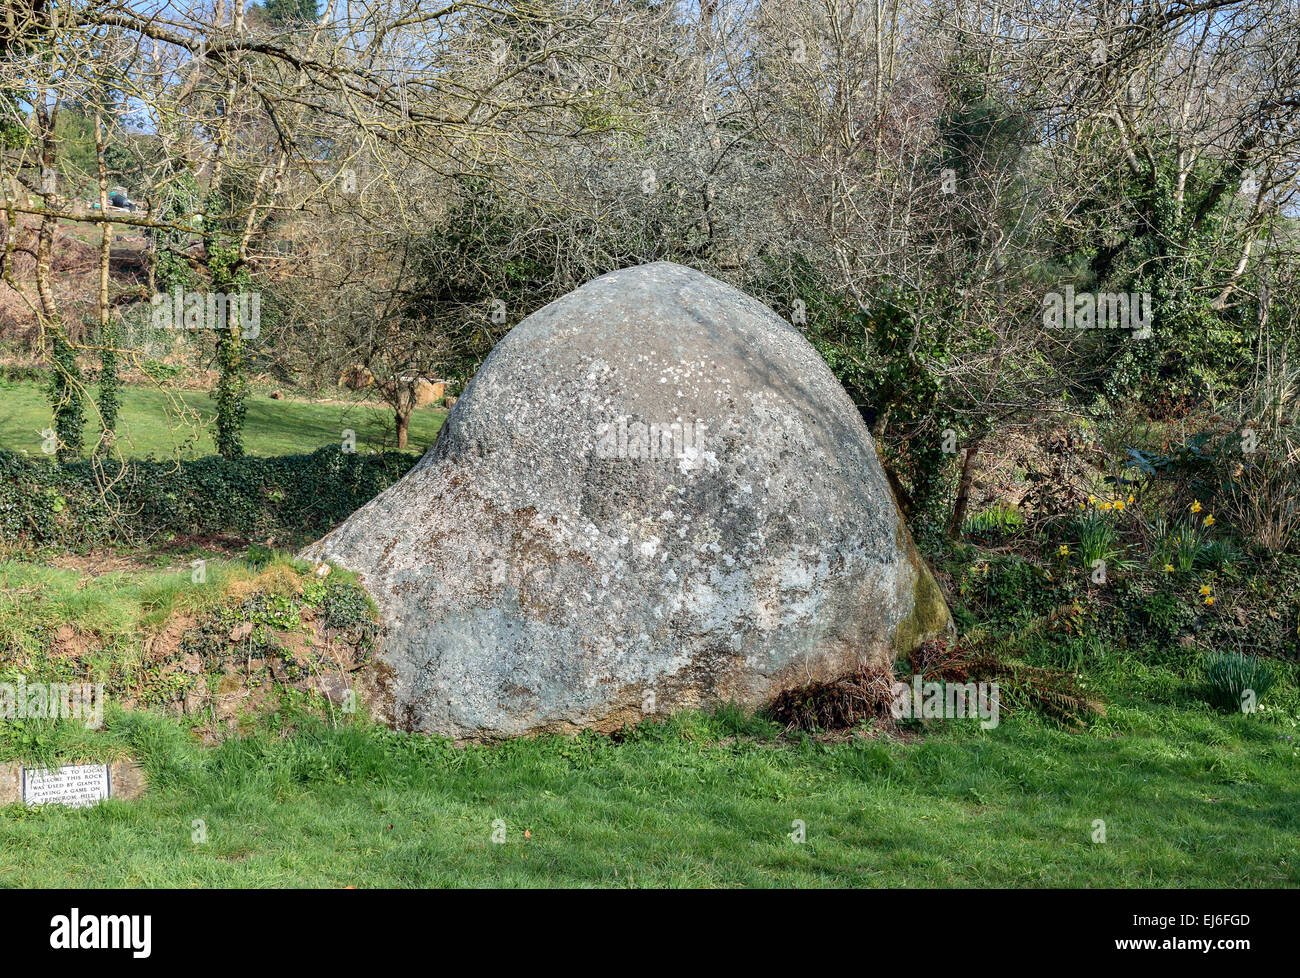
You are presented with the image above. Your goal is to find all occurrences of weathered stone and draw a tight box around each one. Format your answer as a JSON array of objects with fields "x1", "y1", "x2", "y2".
[
  {"x1": 0, "y1": 763, "x2": 18, "y2": 804},
  {"x1": 108, "y1": 760, "x2": 148, "y2": 800},
  {"x1": 183, "y1": 688, "x2": 208, "y2": 715},
  {"x1": 316, "y1": 674, "x2": 353, "y2": 706},
  {"x1": 302, "y1": 262, "x2": 951, "y2": 740},
  {"x1": 214, "y1": 688, "x2": 247, "y2": 723}
]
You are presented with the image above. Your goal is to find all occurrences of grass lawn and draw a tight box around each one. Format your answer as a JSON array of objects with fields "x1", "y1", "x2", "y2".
[
  {"x1": 0, "y1": 558, "x2": 1296, "y2": 887},
  {"x1": 0, "y1": 379, "x2": 445, "y2": 458},
  {"x1": 0, "y1": 701, "x2": 1296, "y2": 887}
]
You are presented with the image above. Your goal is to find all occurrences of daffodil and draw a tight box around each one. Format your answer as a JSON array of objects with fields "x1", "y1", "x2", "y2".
[
  {"x1": 1203, "y1": 515, "x2": 1214, "y2": 527},
  {"x1": 1100, "y1": 502, "x2": 1112, "y2": 511},
  {"x1": 1205, "y1": 596, "x2": 1215, "y2": 606},
  {"x1": 1058, "y1": 545, "x2": 1070, "y2": 557},
  {"x1": 1199, "y1": 585, "x2": 1212, "y2": 596},
  {"x1": 1191, "y1": 500, "x2": 1202, "y2": 513},
  {"x1": 1127, "y1": 494, "x2": 1135, "y2": 505},
  {"x1": 1163, "y1": 563, "x2": 1174, "y2": 572},
  {"x1": 1114, "y1": 499, "x2": 1125, "y2": 511}
]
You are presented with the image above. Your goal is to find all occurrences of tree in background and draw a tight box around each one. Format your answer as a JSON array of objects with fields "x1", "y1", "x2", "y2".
[
  {"x1": 47, "y1": 333, "x2": 85, "y2": 462},
  {"x1": 5, "y1": 0, "x2": 1299, "y2": 546},
  {"x1": 97, "y1": 319, "x2": 121, "y2": 450},
  {"x1": 254, "y1": 0, "x2": 320, "y2": 28},
  {"x1": 207, "y1": 243, "x2": 251, "y2": 459}
]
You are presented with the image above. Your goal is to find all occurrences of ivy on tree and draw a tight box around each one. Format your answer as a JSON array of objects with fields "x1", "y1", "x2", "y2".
[
  {"x1": 97, "y1": 318, "x2": 121, "y2": 450},
  {"x1": 47, "y1": 332, "x2": 85, "y2": 463},
  {"x1": 208, "y1": 242, "x2": 250, "y2": 460}
]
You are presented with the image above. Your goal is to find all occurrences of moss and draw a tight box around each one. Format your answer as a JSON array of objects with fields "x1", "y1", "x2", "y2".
[{"x1": 892, "y1": 522, "x2": 953, "y2": 655}]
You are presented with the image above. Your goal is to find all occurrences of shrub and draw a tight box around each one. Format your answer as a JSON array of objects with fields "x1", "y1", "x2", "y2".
[
  {"x1": 0, "y1": 364, "x2": 47, "y2": 383},
  {"x1": 0, "y1": 445, "x2": 414, "y2": 551},
  {"x1": 765, "y1": 662, "x2": 898, "y2": 734},
  {"x1": 1127, "y1": 590, "x2": 1195, "y2": 646},
  {"x1": 1203, "y1": 651, "x2": 1275, "y2": 712},
  {"x1": 962, "y1": 554, "x2": 1071, "y2": 628},
  {"x1": 1220, "y1": 433, "x2": 1300, "y2": 554},
  {"x1": 911, "y1": 633, "x2": 1105, "y2": 729},
  {"x1": 963, "y1": 502, "x2": 1023, "y2": 539}
]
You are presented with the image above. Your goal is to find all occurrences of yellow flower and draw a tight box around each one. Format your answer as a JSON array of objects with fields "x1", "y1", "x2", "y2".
[
  {"x1": 1114, "y1": 499, "x2": 1125, "y2": 511},
  {"x1": 1199, "y1": 585, "x2": 1212, "y2": 596},
  {"x1": 1127, "y1": 494, "x2": 1135, "y2": 505},
  {"x1": 1088, "y1": 494, "x2": 1096, "y2": 504},
  {"x1": 1100, "y1": 502, "x2": 1112, "y2": 511},
  {"x1": 1203, "y1": 515, "x2": 1215, "y2": 527},
  {"x1": 1058, "y1": 545, "x2": 1070, "y2": 557},
  {"x1": 1205, "y1": 596, "x2": 1215, "y2": 606},
  {"x1": 1163, "y1": 563, "x2": 1174, "y2": 572},
  {"x1": 1191, "y1": 500, "x2": 1202, "y2": 513}
]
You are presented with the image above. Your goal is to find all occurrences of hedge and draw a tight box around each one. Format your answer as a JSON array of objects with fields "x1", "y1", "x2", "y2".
[{"x1": 0, "y1": 446, "x2": 415, "y2": 550}]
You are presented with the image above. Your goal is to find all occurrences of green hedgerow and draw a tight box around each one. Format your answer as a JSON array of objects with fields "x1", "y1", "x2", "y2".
[{"x1": 0, "y1": 445, "x2": 414, "y2": 551}]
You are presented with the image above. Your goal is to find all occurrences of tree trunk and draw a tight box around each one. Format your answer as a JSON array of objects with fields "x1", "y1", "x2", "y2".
[
  {"x1": 883, "y1": 463, "x2": 914, "y2": 520},
  {"x1": 34, "y1": 98, "x2": 60, "y2": 336},
  {"x1": 94, "y1": 111, "x2": 118, "y2": 450},
  {"x1": 947, "y1": 436, "x2": 984, "y2": 539},
  {"x1": 395, "y1": 409, "x2": 411, "y2": 450}
]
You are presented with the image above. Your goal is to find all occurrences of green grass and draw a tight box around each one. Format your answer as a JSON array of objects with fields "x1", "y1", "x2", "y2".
[
  {"x1": 0, "y1": 556, "x2": 298, "y2": 649},
  {"x1": 1, "y1": 555, "x2": 1297, "y2": 888},
  {"x1": 0, "y1": 556, "x2": 375, "y2": 731},
  {"x1": 2, "y1": 532, "x2": 1297, "y2": 887},
  {"x1": 0, "y1": 379, "x2": 445, "y2": 458},
  {"x1": 0, "y1": 701, "x2": 1296, "y2": 887}
]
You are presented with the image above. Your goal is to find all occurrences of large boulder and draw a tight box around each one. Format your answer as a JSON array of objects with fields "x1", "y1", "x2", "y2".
[{"x1": 301, "y1": 262, "x2": 950, "y2": 740}]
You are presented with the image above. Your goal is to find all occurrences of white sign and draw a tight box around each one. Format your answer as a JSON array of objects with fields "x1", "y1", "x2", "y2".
[{"x1": 22, "y1": 764, "x2": 111, "y2": 808}]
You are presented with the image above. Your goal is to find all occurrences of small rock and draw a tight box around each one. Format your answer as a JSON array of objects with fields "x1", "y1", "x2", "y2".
[
  {"x1": 316, "y1": 674, "x2": 352, "y2": 705},
  {"x1": 228, "y1": 621, "x2": 254, "y2": 642},
  {"x1": 215, "y1": 690, "x2": 246, "y2": 723},
  {"x1": 108, "y1": 761, "x2": 148, "y2": 801}
]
